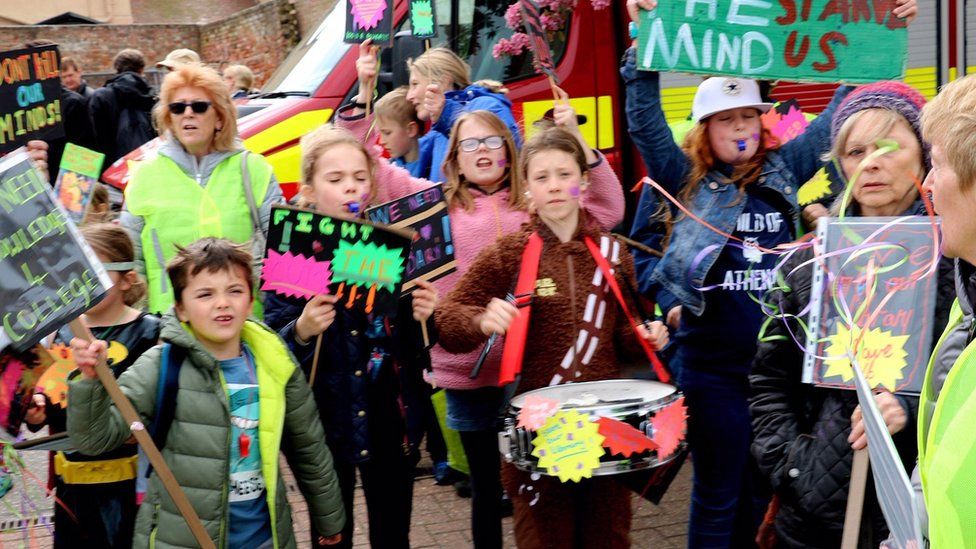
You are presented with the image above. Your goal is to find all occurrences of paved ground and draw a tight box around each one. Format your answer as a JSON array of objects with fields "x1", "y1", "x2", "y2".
[{"x1": 0, "y1": 449, "x2": 691, "y2": 548}]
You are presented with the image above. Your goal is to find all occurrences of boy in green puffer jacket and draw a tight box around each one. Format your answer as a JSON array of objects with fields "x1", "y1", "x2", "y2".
[{"x1": 67, "y1": 238, "x2": 345, "y2": 548}]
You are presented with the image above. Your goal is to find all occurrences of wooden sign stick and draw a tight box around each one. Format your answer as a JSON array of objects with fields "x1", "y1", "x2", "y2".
[
  {"x1": 309, "y1": 333, "x2": 324, "y2": 387},
  {"x1": 68, "y1": 319, "x2": 215, "y2": 549},
  {"x1": 841, "y1": 449, "x2": 869, "y2": 549}
]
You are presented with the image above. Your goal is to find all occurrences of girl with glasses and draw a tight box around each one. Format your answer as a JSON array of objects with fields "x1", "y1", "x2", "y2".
[{"x1": 120, "y1": 64, "x2": 284, "y2": 315}]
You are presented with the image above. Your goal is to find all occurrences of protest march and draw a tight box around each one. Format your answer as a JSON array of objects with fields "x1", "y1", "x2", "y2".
[{"x1": 3, "y1": 0, "x2": 976, "y2": 547}]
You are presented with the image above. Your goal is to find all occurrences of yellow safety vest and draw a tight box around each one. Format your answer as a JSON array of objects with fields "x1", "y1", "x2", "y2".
[
  {"x1": 125, "y1": 152, "x2": 272, "y2": 314},
  {"x1": 918, "y1": 299, "x2": 976, "y2": 547}
]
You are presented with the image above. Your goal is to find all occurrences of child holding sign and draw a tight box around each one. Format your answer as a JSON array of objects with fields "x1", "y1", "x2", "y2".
[
  {"x1": 338, "y1": 101, "x2": 624, "y2": 546},
  {"x1": 436, "y1": 126, "x2": 669, "y2": 548},
  {"x1": 68, "y1": 238, "x2": 345, "y2": 548},
  {"x1": 621, "y1": 6, "x2": 861, "y2": 542},
  {"x1": 27, "y1": 223, "x2": 159, "y2": 549},
  {"x1": 263, "y1": 125, "x2": 438, "y2": 549}
]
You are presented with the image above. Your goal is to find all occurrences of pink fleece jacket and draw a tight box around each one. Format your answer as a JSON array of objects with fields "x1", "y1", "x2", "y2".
[{"x1": 337, "y1": 112, "x2": 625, "y2": 389}]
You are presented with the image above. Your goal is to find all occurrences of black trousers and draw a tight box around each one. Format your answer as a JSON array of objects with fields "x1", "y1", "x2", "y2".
[
  {"x1": 310, "y1": 392, "x2": 414, "y2": 548},
  {"x1": 459, "y1": 428, "x2": 503, "y2": 549},
  {"x1": 53, "y1": 476, "x2": 136, "y2": 549}
]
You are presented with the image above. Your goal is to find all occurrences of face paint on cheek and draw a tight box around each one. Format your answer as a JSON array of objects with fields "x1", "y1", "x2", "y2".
[
  {"x1": 568, "y1": 186, "x2": 580, "y2": 198},
  {"x1": 497, "y1": 158, "x2": 507, "y2": 168},
  {"x1": 752, "y1": 133, "x2": 760, "y2": 143}
]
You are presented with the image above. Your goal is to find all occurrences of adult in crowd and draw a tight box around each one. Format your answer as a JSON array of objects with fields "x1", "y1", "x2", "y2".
[
  {"x1": 749, "y1": 81, "x2": 952, "y2": 548},
  {"x1": 156, "y1": 48, "x2": 202, "y2": 72},
  {"x1": 61, "y1": 56, "x2": 96, "y2": 100},
  {"x1": 120, "y1": 63, "x2": 283, "y2": 315},
  {"x1": 913, "y1": 74, "x2": 976, "y2": 547},
  {"x1": 25, "y1": 40, "x2": 96, "y2": 184},
  {"x1": 89, "y1": 48, "x2": 157, "y2": 168},
  {"x1": 223, "y1": 64, "x2": 254, "y2": 99}
]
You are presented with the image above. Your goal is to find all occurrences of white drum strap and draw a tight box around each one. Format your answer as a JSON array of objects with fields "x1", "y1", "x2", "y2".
[{"x1": 549, "y1": 236, "x2": 620, "y2": 386}]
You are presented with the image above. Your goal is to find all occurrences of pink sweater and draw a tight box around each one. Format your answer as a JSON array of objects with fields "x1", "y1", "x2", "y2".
[{"x1": 337, "y1": 113, "x2": 625, "y2": 389}]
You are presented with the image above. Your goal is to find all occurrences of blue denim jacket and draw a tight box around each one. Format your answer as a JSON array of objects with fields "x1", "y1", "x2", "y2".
[{"x1": 621, "y1": 48, "x2": 853, "y2": 316}]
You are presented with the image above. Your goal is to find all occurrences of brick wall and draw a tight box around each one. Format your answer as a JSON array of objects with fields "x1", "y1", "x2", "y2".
[
  {"x1": 130, "y1": 0, "x2": 260, "y2": 25},
  {"x1": 0, "y1": 0, "x2": 313, "y2": 89},
  {"x1": 201, "y1": 0, "x2": 301, "y2": 86}
]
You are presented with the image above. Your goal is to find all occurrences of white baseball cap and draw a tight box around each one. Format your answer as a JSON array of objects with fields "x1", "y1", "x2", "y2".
[{"x1": 691, "y1": 77, "x2": 773, "y2": 123}]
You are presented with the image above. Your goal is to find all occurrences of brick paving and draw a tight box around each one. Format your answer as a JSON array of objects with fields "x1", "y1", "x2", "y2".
[{"x1": 0, "y1": 452, "x2": 690, "y2": 548}]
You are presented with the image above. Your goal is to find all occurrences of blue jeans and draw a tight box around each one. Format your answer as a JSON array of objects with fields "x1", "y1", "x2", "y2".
[{"x1": 679, "y1": 367, "x2": 769, "y2": 549}]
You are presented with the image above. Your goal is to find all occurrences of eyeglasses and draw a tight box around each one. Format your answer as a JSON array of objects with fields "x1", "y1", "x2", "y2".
[
  {"x1": 168, "y1": 101, "x2": 212, "y2": 115},
  {"x1": 458, "y1": 136, "x2": 505, "y2": 153}
]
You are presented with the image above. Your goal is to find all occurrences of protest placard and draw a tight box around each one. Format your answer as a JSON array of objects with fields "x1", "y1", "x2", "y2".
[
  {"x1": 0, "y1": 44, "x2": 64, "y2": 154},
  {"x1": 520, "y1": 0, "x2": 559, "y2": 82},
  {"x1": 53, "y1": 143, "x2": 105, "y2": 224},
  {"x1": 409, "y1": 0, "x2": 437, "y2": 39},
  {"x1": 0, "y1": 150, "x2": 112, "y2": 353},
  {"x1": 637, "y1": 0, "x2": 908, "y2": 83},
  {"x1": 344, "y1": 0, "x2": 394, "y2": 45},
  {"x1": 803, "y1": 217, "x2": 939, "y2": 394},
  {"x1": 851, "y1": 358, "x2": 923, "y2": 549},
  {"x1": 262, "y1": 205, "x2": 414, "y2": 316},
  {"x1": 365, "y1": 185, "x2": 456, "y2": 293}
]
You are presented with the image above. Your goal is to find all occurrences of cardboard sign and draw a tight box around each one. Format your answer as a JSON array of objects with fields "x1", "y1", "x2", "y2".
[
  {"x1": 365, "y1": 185, "x2": 457, "y2": 293},
  {"x1": 0, "y1": 150, "x2": 111, "y2": 353},
  {"x1": 851, "y1": 359, "x2": 923, "y2": 548},
  {"x1": 344, "y1": 0, "x2": 394, "y2": 45},
  {"x1": 263, "y1": 205, "x2": 413, "y2": 316},
  {"x1": 53, "y1": 143, "x2": 105, "y2": 224},
  {"x1": 520, "y1": 0, "x2": 559, "y2": 81},
  {"x1": 0, "y1": 45, "x2": 64, "y2": 154},
  {"x1": 409, "y1": 0, "x2": 437, "y2": 39},
  {"x1": 804, "y1": 217, "x2": 939, "y2": 394},
  {"x1": 637, "y1": 1, "x2": 908, "y2": 83}
]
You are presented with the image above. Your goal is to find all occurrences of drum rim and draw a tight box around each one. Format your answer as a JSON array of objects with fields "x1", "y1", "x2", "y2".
[{"x1": 509, "y1": 379, "x2": 677, "y2": 412}]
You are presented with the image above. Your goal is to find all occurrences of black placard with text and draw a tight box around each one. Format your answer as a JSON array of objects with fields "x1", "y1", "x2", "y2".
[{"x1": 0, "y1": 45, "x2": 64, "y2": 154}]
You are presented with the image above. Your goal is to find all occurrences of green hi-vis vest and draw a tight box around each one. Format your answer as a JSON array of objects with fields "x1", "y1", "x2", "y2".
[
  {"x1": 918, "y1": 299, "x2": 976, "y2": 548},
  {"x1": 125, "y1": 152, "x2": 272, "y2": 314}
]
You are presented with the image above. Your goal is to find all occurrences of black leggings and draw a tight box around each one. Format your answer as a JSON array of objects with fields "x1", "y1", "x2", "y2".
[{"x1": 459, "y1": 428, "x2": 503, "y2": 549}]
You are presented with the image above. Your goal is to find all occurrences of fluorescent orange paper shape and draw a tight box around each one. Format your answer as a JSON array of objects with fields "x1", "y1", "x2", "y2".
[
  {"x1": 37, "y1": 344, "x2": 75, "y2": 408},
  {"x1": 651, "y1": 397, "x2": 687, "y2": 459},
  {"x1": 596, "y1": 416, "x2": 659, "y2": 457}
]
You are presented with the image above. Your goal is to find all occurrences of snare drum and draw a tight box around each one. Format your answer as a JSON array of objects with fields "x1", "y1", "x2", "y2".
[{"x1": 499, "y1": 379, "x2": 686, "y2": 477}]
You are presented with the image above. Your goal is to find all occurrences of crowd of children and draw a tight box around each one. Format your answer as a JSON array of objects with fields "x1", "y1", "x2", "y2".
[{"x1": 13, "y1": 0, "x2": 976, "y2": 546}]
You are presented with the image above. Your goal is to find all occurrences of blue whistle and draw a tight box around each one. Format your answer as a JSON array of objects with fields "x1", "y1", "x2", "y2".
[{"x1": 736, "y1": 139, "x2": 747, "y2": 152}]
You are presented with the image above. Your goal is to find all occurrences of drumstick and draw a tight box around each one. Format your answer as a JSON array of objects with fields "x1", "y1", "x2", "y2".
[{"x1": 469, "y1": 292, "x2": 518, "y2": 379}]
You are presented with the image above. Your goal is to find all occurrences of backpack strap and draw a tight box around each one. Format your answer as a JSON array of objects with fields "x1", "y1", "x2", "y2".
[
  {"x1": 498, "y1": 232, "x2": 544, "y2": 386},
  {"x1": 240, "y1": 150, "x2": 263, "y2": 235},
  {"x1": 146, "y1": 343, "x2": 185, "y2": 477}
]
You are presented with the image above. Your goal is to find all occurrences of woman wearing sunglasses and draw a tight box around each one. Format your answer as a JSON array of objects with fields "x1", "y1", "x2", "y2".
[{"x1": 121, "y1": 63, "x2": 283, "y2": 315}]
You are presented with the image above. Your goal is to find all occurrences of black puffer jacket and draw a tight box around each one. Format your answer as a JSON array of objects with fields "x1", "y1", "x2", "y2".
[
  {"x1": 89, "y1": 71, "x2": 156, "y2": 168},
  {"x1": 749, "y1": 210, "x2": 953, "y2": 547},
  {"x1": 264, "y1": 292, "x2": 430, "y2": 465}
]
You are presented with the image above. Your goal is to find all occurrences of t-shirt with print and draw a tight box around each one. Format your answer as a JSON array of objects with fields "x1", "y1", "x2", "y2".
[
  {"x1": 49, "y1": 314, "x2": 161, "y2": 462},
  {"x1": 675, "y1": 186, "x2": 793, "y2": 372},
  {"x1": 221, "y1": 344, "x2": 272, "y2": 547}
]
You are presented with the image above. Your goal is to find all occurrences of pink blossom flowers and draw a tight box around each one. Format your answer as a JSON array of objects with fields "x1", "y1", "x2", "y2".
[{"x1": 492, "y1": 0, "x2": 610, "y2": 60}]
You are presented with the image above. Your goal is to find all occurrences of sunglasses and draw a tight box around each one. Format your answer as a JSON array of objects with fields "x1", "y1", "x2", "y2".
[
  {"x1": 458, "y1": 136, "x2": 505, "y2": 153},
  {"x1": 168, "y1": 101, "x2": 212, "y2": 115}
]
